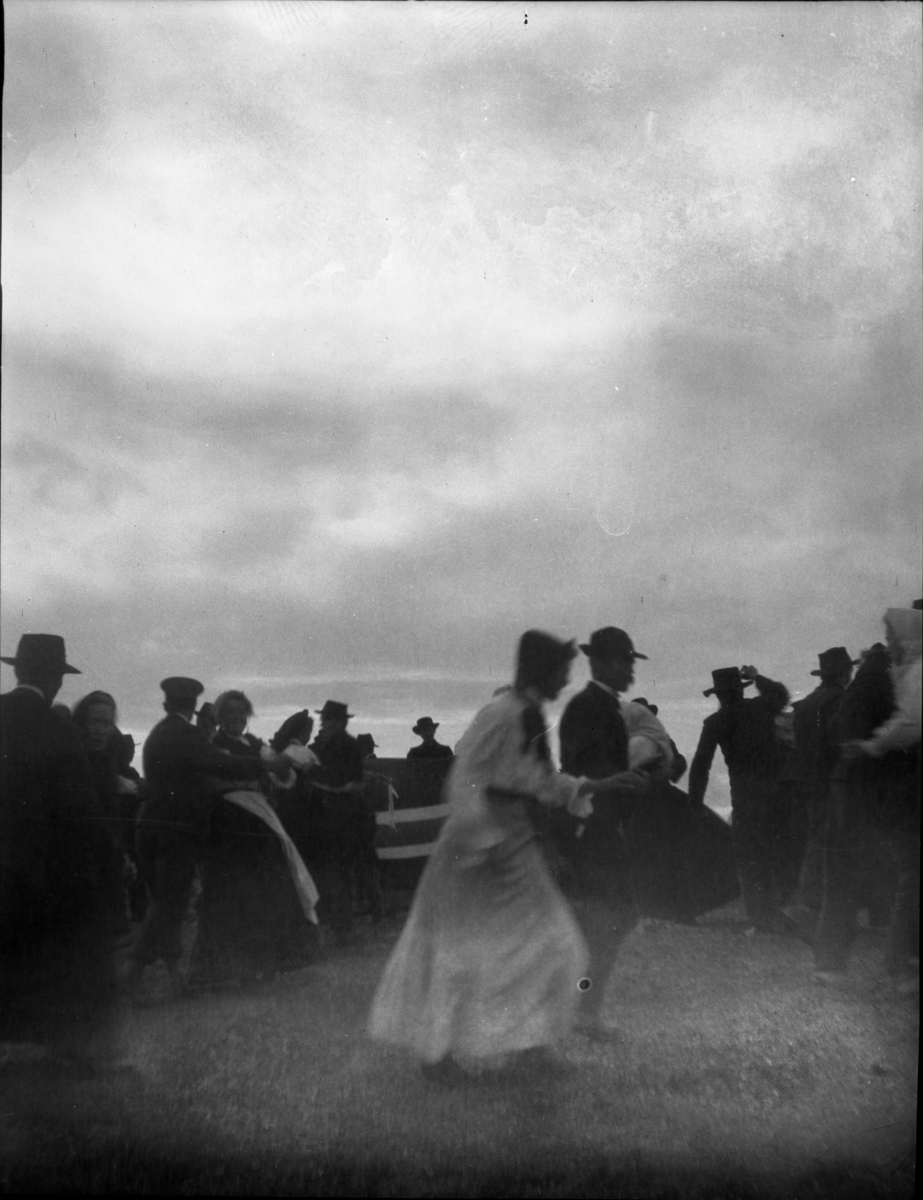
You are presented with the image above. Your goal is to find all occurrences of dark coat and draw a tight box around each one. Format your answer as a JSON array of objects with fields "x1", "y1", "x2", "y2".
[
  {"x1": 407, "y1": 741, "x2": 454, "y2": 760},
  {"x1": 688, "y1": 674, "x2": 790, "y2": 805},
  {"x1": 1, "y1": 687, "x2": 121, "y2": 1044},
  {"x1": 791, "y1": 681, "x2": 847, "y2": 793},
  {"x1": 140, "y1": 714, "x2": 265, "y2": 843},
  {"x1": 557, "y1": 682, "x2": 631, "y2": 861}
]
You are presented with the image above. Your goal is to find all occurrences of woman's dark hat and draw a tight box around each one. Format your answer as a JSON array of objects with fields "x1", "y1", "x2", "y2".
[
  {"x1": 160, "y1": 677, "x2": 204, "y2": 702},
  {"x1": 810, "y1": 647, "x2": 859, "y2": 677},
  {"x1": 316, "y1": 700, "x2": 354, "y2": 720},
  {"x1": 703, "y1": 667, "x2": 754, "y2": 697},
  {"x1": 516, "y1": 630, "x2": 578, "y2": 686},
  {"x1": 579, "y1": 627, "x2": 648, "y2": 661},
  {"x1": 413, "y1": 716, "x2": 439, "y2": 733},
  {"x1": 1, "y1": 634, "x2": 81, "y2": 675}
]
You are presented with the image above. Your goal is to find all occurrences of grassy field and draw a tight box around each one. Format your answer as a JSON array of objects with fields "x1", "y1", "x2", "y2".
[{"x1": 1, "y1": 896, "x2": 917, "y2": 1198}]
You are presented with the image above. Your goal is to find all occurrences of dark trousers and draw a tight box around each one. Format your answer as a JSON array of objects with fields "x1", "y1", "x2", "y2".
[
  {"x1": 815, "y1": 779, "x2": 917, "y2": 973},
  {"x1": 131, "y1": 827, "x2": 199, "y2": 965},
  {"x1": 729, "y1": 776, "x2": 791, "y2": 930}
]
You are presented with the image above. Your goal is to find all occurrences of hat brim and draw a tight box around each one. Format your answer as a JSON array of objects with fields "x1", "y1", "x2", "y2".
[
  {"x1": 1, "y1": 655, "x2": 80, "y2": 674},
  {"x1": 413, "y1": 723, "x2": 439, "y2": 733},
  {"x1": 703, "y1": 679, "x2": 754, "y2": 696},
  {"x1": 315, "y1": 709, "x2": 355, "y2": 718},
  {"x1": 578, "y1": 645, "x2": 648, "y2": 660}
]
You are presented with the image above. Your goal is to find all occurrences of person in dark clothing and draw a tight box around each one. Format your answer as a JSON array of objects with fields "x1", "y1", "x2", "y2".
[
  {"x1": 309, "y1": 700, "x2": 369, "y2": 941},
  {"x1": 783, "y1": 648, "x2": 858, "y2": 933},
  {"x1": 71, "y1": 691, "x2": 140, "y2": 936},
  {"x1": 814, "y1": 615, "x2": 918, "y2": 987},
  {"x1": 688, "y1": 665, "x2": 791, "y2": 933},
  {"x1": 188, "y1": 691, "x2": 319, "y2": 988},
  {"x1": 555, "y1": 627, "x2": 666, "y2": 1041},
  {"x1": 1, "y1": 635, "x2": 124, "y2": 1072},
  {"x1": 123, "y1": 678, "x2": 288, "y2": 999},
  {"x1": 407, "y1": 717, "x2": 454, "y2": 760}
]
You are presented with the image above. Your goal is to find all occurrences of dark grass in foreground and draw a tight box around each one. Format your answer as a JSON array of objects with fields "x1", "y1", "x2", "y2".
[{"x1": 1, "y1": 898, "x2": 917, "y2": 1197}]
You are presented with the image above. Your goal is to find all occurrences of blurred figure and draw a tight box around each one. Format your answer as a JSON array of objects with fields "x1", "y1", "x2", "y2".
[
  {"x1": 124, "y1": 678, "x2": 279, "y2": 1000},
  {"x1": 815, "y1": 607, "x2": 920, "y2": 990},
  {"x1": 631, "y1": 698, "x2": 687, "y2": 782},
  {"x1": 1, "y1": 635, "x2": 123, "y2": 1073},
  {"x1": 688, "y1": 665, "x2": 791, "y2": 934},
  {"x1": 308, "y1": 701, "x2": 367, "y2": 943},
  {"x1": 356, "y1": 733, "x2": 378, "y2": 760},
  {"x1": 195, "y1": 701, "x2": 217, "y2": 741},
  {"x1": 71, "y1": 690, "x2": 141, "y2": 936},
  {"x1": 189, "y1": 691, "x2": 319, "y2": 988},
  {"x1": 407, "y1": 717, "x2": 454, "y2": 760},
  {"x1": 370, "y1": 631, "x2": 640, "y2": 1085},
  {"x1": 554, "y1": 627, "x2": 671, "y2": 1041},
  {"x1": 783, "y1": 648, "x2": 858, "y2": 936}
]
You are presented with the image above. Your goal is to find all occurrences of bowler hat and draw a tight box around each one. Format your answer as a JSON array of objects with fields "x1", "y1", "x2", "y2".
[
  {"x1": 160, "y1": 676, "x2": 204, "y2": 702},
  {"x1": 703, "y1": 667, "x2": 754, "y2": 697},
  {"x1": 810, "y1": 647, "x2": 859, "y2": 677},
  {"x1": 631, "y1": 697, "x2": 659, "y2": 716},
  {"x1": 316, "y1": 699, "x2": 354, "y2": 721},
  {"x1": 356, "y1": 733, "x2": 378, "y2": 755},
  {"x1": 579, "y1": 627, "x2": 648, "y2": 661},
  {"x1": 413, "y1": 716, "x2": 439, "y2": 734},
  {"x1": 1, "y1": 634, "x2": 81, "y2": 675}
]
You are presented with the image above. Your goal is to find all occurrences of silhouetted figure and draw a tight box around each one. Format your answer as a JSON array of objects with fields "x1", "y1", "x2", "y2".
[
  {"x1": 688, "y1": 665, "x2": 791, "y2": 934},
  {"x1": 1, "y1": 635, "x2": 123, "y2": 1072},
  {"x1": 309, "y1": 700, "x2": 368, "y2": 942},
  {"x1": 124, "y1": 678, "x2": 278, "y2": 1000},
  {"x1": 784, "y1": 648, "x2": 858, "y2": 932},
  {"x1": 814, "y1": 609, "x2": 920, "y2": 988},
  {"x1": 555, "y1": 627, "x2": 671, "y2": 1041},
  {"x1": 407, "y1": 717, "x2": 453, "y2": 760},
  {"x1": 189, "y1": 691, "x2": 319, "y2": 988}
]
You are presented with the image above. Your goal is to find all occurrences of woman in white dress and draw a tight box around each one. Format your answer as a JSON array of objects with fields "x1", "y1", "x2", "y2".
[{"x1": 368, "y1": 631, "x2": 646, "y2": 1085}]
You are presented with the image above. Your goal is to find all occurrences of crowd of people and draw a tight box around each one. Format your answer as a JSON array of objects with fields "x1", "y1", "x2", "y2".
[{"x1": 1, "y1": 600, "x2": 919, "y2": 1081}]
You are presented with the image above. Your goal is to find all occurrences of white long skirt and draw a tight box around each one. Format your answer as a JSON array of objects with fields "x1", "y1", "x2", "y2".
[{"x1": 369, "y1": 803, "x2": 587, "y2": 1064}]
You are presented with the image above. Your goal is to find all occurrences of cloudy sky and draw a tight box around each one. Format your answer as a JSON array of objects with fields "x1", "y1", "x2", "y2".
[{"x1": 2, "y1": 1, "x2": 920, "y2": 798}]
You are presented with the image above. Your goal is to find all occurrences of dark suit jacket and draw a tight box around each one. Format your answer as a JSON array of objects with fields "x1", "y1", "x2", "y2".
[
  {"x1": 559, "y1": 682, "x2": 631, "y2": 849},
  {"x1": 1, "y1": 686, "x2": 116, "y2": 908},
  {"x1": 407, "y1": 741, "x2": 454, "y2": 760},
  {"x1": 791, "y1": 681, "x2": 846, "y2": 793},
  {"x1": 140, "y1": 714, "x2": 265, "y2": 837}
]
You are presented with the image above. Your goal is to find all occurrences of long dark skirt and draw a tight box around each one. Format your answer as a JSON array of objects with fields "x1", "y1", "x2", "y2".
[
  {"x1": 189, "y1": 798, "x2": 317, "y2": 985},
  {"x1": 626, "y1": 784, "x2": 740, "y2": 921}
]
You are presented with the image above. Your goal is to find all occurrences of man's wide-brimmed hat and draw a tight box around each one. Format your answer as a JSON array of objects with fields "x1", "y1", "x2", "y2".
[
  {"x1": 316, "y1": 699, "x2": 354, "y2": 721},
  {"x1": 1, "y1": 634, "x2": 81, "y2": 675},
  {"x1": 704, "y1": 667, "x2": 754, "y2": 697},
  {"x1": 160, "y1": 676, "x2": 204, "y2": 702},
  {"x1": 811, "y1": 646, "x2": 859, "y2": 677},
  {"x1": 579, "y1": 627, "x2": 648, "y2": 661},
  {"x1": 413, "y1": 716, "x2": 439, "y2": 733},
  {"x1": 516, "y1": 630, "x2": 578, "y2": 686}
]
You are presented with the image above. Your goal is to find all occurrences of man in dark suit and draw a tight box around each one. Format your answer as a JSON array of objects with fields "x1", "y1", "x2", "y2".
[
  {"x1": 556, "y1": 626, "x2": 670, "y2": 1041},
  {"x1": 688, "y1": 664, "x2": 791, "y2": 934},
  {"x1": 406, "y1": 717, "x2": 454, "y2": 760},
  {"x1": 785, "y1": 647, "x2": 858, "y2": 928},
  {"x1": 1, "y1": 634, "x2": 123, "y2": 1072},
  {"x1": 124, "y1": 677, "x2": 290, "y2": 997},
  {"x1": 309, "y1": 700, "x2": 368, "y2": 941}
]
